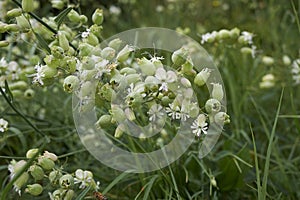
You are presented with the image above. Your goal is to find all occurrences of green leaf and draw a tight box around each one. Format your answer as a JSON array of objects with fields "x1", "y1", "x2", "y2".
[
  {"x1": 4, "y1": 80, "x2": 13, "y2": 102},
  {"x1": 143, "y1": 175, "x2": 158, "y2": 200},
  {"x1": 34, "y1": 32, "x2": 51, "y2": 54},
  {"x1": 54, "y1": 7, "x2": 73, "y2": 28},
  {"x1": 102, "y1": 171, "x2": 130, "y2": 195}
]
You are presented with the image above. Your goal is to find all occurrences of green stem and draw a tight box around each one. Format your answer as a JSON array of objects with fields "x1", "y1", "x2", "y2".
[{"x1": 0, "y1": 86, "x2": 48, "y2": 138}]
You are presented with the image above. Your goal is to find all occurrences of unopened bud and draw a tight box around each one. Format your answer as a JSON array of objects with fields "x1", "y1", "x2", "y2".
[
  {"x1": 116, "y1": 45, "x2": 134, "y2": 62},
  {"x1": 92, "y1": 9, "x2": 104, "y2": 25},
  {"x1": 282, "y1": 55, "x2": 291, "y2": 66},
  {"x1": 0, "y1": 40, "x2": 9, "y2": 47},
  {"x1": 43, "y1": 151, "x2": 58, "y2": 161},
  {"x1": 24, "y1": 88, "x2": 35, "y2": 99},
  {"x1": 59, "y1": 174, "x2": 74, "y2": 189},
  {"x1": 109, "y1": 38, "x2": 122, "y2": 50},
  {"x1": 214, "y1": 112, "x2": 230, "y2": 125},
  {"x1": 211, "y1": 83, "x2": 224, "y2": 101},
  {"x1": 67, "y1": 10, "x2": 81, "y2": 23},
  {"x1": 138, "y1": 57, "x2": 156, "y2": 76},
  {"x1": 29, "y1": 165, "x2": 44, "y2": 181},
  {"x1": 101, "y1": 47, "x2": 115, "y2": 60},
  {"x1": 58, "y1": 31, "x2": 69, "y2": 51},
  {"x1": 171, "y1": 47, "x2": 189, "y2": 66},
  {"x1": 96, "y1": 115, "x2": 112, "y2": 128},
  {"x1": 262, "y1": 56, "x2": 274, "y2": 66},
  {"x1": 205, "y1": 98, "x2": 221, "y2": 113},
  {"x1": 38, "y1": 157, "x2": 55, "y2": 171},
  {"x1": 114, "y1": 123, "x2": 125, "y2": 138},
  {"x1": 194, "y1": 68, "x2": 211, "y2": 86},
  {"x1": 63, "y1": 75, "x2": 79, "y2": 93},
  {"x1": 26, "y1": 148, "x2": 39, "y2": 159},
  {"x1": 7, "y1": 8, "x2": 22, "y2": 18},
  {"x1": 22, "y1": 0, "x2": 35, "y2": 12}
]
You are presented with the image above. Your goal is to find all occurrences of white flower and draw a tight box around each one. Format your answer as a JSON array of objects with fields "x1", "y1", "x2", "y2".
[
  {"x1": 150, "y1": 55, "x2": 164, "y2": 63},
  {"x1": 165, "y1": 103, "x2": 190, "y2": 121},
  {"x1": 191, "y1": 114, "x2": 208, "y2": 137},
  {"x1": 201, "y1": 32, "x2": 217, "y2": 44},
  {"x1": 291, "y1": 59, "x2": 300, "y2": 85},
  {"x1": 0, "y1": 118, "x2": 8, "y2": 132},
  {"x1": 148, "y1": 104, "x2": 164, "y2": 122},
  {"x1": 32, "y1": 64, "x2": 45, "y2": 85},
  {"x1": 154, "y1": 68, "x2": 177, "y2": 91},
  {"x1": 81, "y1": 28, "x2": 90, "y2": 38},
  {"x1": 241, "y1": 31, "x2": 254, "y2": 45},
  {"x1": 0, "y1": 57, "x2": 8, "y2": 69},
  {"x1": 74, "y1": 169, "x2": 93, "y2": 189}
]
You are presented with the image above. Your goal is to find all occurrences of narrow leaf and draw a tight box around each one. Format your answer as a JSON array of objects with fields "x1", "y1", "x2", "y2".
[
  {"x1": 34, "y1": 32, "x2": 51, "y2": 53},
  {"x1": 75, "y1": 186, "x2": 92, "y2": 200},
  {"x1": 4, "y1": 80, "x2": 13, "y2": 102},
  {"x1": 55, "y1": 7, "x2": 73, "y2": 28}
]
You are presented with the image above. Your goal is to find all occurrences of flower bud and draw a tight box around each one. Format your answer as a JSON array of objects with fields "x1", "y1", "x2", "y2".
[
  {"x1": 16, "y1": 15, "x2": 30, "y2": 31},
  {"x1": 85, "y1": 32, "x2": 99, "y2": 46},
  {"x1": 44, "y1": 55, "x2": 60, "y2": 68},
  {"x1": 189, "y1": 103, "x2": 199, "y2": 118},
  {"x1": 229, "y1": 27, "x2": 240, "y2": 39},
  {"x1": 120, "y1": 67, "x2": 136, "y2": 75},
  {"x1": 0, "y1": 22, "x2": 8, "y2": 33},
  {"x1": 125, "y1": 108, "x2": 136, "y2": 121},
  {"x1": 211, "y1": 83, "x2": 223, "y2": 101},
  {"x1": 116, "y1": 45, "x2": 134, "y2": 62},
  {"x1": 64, "y1": 189, "x2": 75, "y2": 200},
  {"x1": 218, "y1": 29, "x2": 231, "y2": 40},
  {"x1": 29, "y1": 165, "x2": 44, "y2": 181},
  {"x1": 51, "y1": 189, "x2": 64, "y2": 199},
  {"x1": 214, "y1": 112, "x2": 230, "y2": 125},
  {"x1": 59, "y1": 174, "x2": 74, "y2": 189},
  {"x1": 109, "y1": 38, "x2": 122, "y2": 51},
  {"x1": 210, "y1": 177, "x2": 217, "y2": 188},
  {"x1": 11, "y1": 90, "x2": 23, "y2": 98},
  {"x1": 24, "y1": 88, "x2": 35, "y2": 99},
  {"x1": 282, "y1": 55, "x2": 291, "y2": 66},
  {"x1": 96, "y1": 115, "x2": 112, "y2": 128},
  {"x1": 51, "y1": 46, "x2": 64, "y2": 59},
  {"x1": 43, "y1": 151, "x2": 58, "y2": 161},
  {"x1": 7, "y1": 8, "x2": 22, "y2": 18},
  {"x1": 0, "y1": 40, "x2": 9, "y2": 47},
  {"x1": 92, "y1": 9, "x2": 104, "y2": 25},
  {"x1": 138, "y1": 57, "x2": 156, "y2": 76},
  {"x1": 22, "y1": 0, "x2": 35, "y2": 12},
  {"x1": 26, "y1": 148, "x2": 39, "y2": 159},
  {"x1": 181, "y1": 77, "x2": 191, "y2": 88},
  {"x1": 182, "y1": 61, "x2": 194, "y2": 74},
  {"x1": 262, "y1": 56, "x2": 274, "y2": 66},
  {"x1": 101, "y1": 47, "x2": 115, "y2": 60},
  {"x1": 49, "y1": 170, "x2": 62, "y2": 184},
  {"x1": 171, "y1": 47, "x2": 189, "y2": 66},
  {"x1": 14, "y1": 172, "x2": 29, "y2": 191},
  {"x1": 205, "y1": 98, "x2": 221, "y2": 113},
  {"x1": 9, "y1": 81, "x2": 28, "y2": 90},
  {"x1": 80, "y1": 15, "x2": 88, "y2": 23},
  {"x1": 58, "y1": 31, "x2": 69, "y2": 51},
  {"x1": 51, "y1": 0, "x2": 65, "y2": 9},
  {"x1": 67, "y1": 10, "x2": 81, "y2": 23},
  {"x1": 78, "y1": 43, "x2": 94, "y2": 57},
  {"x1": 63, "y1": 75, "x2": 79, "y2": 93},
  {"x1": 5, "y1": 24, "x2": 20, "y2": 32},
  {"x1": 111, "y1": 105, "x2": 126, "y2": 122},
  {"x1": 240, "y1": 47, "x2": 252, "y2": 55},
  {"x1": 40, "y1": 65, "x2": 57, "y2": 78},
  {"x1": 194, "y1": 68, "x2": 211, "y2": 86},
  {"x1": 126, "y1": 74, "x2": 141, "y2": 84},
  {"x1": 114, "y1": 123, "x2": 125, "y2": 138},
  {"x1": 38, "y1": 157, "x2": 55, "y2": 171}
]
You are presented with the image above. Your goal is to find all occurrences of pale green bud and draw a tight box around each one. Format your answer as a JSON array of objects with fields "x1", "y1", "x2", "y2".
[
  {"x1": 116, "y1": 45, "x2": 134, "y2": 62},
  {"x1": 59, "y1": 174, "x2": 74, "y2": 189},
  {"x1": 92, "y1": 9, "x2": 104, "y2": 25},
  {"x1": 89, "y1": 24, "x2": 103, "y2": 38},
  {"x1": 78, "y1": 43, "x2": 94, "y2": 57},
  {"x1": 49, "y1": 170, "x2": 62, "y2": 184},
  {"x1": 0, "y1": 40, "x2": 9, "y2": 47},
  {"x1": 240, "y1": 47, "x2": 252, "y2": 55},
  {"x1": 85, "y1": 32, "x2": 99, "y2": 46},
  {"x1": 26, "y1": 148, "x2": 39, "y2": 159},
  {"x1": 14, "y1": 172, "x2": 29, "y2": 191},
  {"x1": 43, "y1": 151, "x2": 58, "y2": 161},
  {"x1": 65, "y1": 57, "x2": 76, "y2": 73},
  {"x1": 96, "y1": 115, "x2": 112, "y2": 128},
  {"x1": 182, "y1": 61, "x2": 194, "y2": 74},
  {"x1": 189, "y1": 103, "x2": 199, "y2": 118},
  {"x1": 262, "y1": 56, "x2": 274, "y2": 66},
  {"x1": 40, "y1": 65, "x2": 57, "y2": 78},
  {"x1": 171, "y1": 47, "x2": 189, "y2": 66},
  {"x1": 138, "y1": 57, "x2": 156, "y2": 76},
  {"x1": 181, "y1": 77, "x2": 191, "y2": 88},
  {"x1": 24, "y1": 88, "x2": 35, "y2": 99},
  {"x1": 114, "y1": 123, "x2": 125, "y2": 138},
  {"x1": 109, "y1": 38, "x2": 122, "y2": 50},
  {"x1": 5, "y1": 24, "x2": 20, "y2": 32},
  {"x1": 51, "y1": 46, "x2": 64, "y2": 59},
  {"x1": 111, "y1": 105, "x2": 126, "y2": 122},
  {"x1": 63, "y1": 75, "x2": 79, "y2": 93},
  {"x1": 51, "y1": 0, "x2": 65, "y2": 9},
  {"x1": 282, "y1": 55, "x2": 291, "y2": 66},
  {"x1": 58, "y1": 31, "x2": 69, "y2": 51},
  {"x1": 38, "y1": 157, "x2": 55, "y2": 171},
  {"x1": 156, "y1": 137, "x2": 164, "y2": 146},
  {"x1": 80, "y1": 15, "x2": 88, "y2": 23},
  {"x1": 120, "y1": 67, "x2": 136, "y2": 75},
  {"x1": 64, "y1": 189, "x2": 75, "y2": 200},
  {"x1": 44, "y1": 55, "x2": 60, "y2": 68},
  {"x1": 22, "y1": 0, "x2": 35, "y2": 12},
  {"x1": 211, "y1": 83, "x2": 223, "y2": 101},
  {"x1": 101, "y1": 47, "x2": 115, "y2": 60},
  {"x1": 229, "y1": 27, "x2": 240, "y2": 39},
  {"x1": 9, "y1": 81, "x2": 28, "y2": 90},
  {"x1": 126, "y1": 74, "x2": 141, "y2": 84},
  {"x1": 210, "y1": 177, "x2": 217, "y2": 188},
  {"x1": 7, "y1": 8, "x2": 22, "y2": 18},
  {"x1": 82, "y1": 56, "x2": 95, "y2": 70},
  {"x1": 218, "y1": 29, "x2": 231, "y2": 40},
  {"x1": 67, "y1": 10, "x2": 81, "y2": 23},
  {"x1": 125, "y1": 108, "x2": 136, "y2": 121},
  {"x1": 205, "y1": 98, "x2": 221, "y2": 113},
  {"x1": 262, "y1": 74, "x2": 275, "y2": 82},
  {"x1": 214, "y1": 112, "x2": 230, "y2": 125},
  {"x1": 29, "y1": 165, "x2": 44, "y2": 181},
  {"x1": 194, "y1": 68, "x2": 211, "y2": 86},
  {"x1": 51, "y1": 189, "x2": 65, "y2": 199},
  {"x1": 11, "y1": 90, "x2": 23, "y2": 98}
]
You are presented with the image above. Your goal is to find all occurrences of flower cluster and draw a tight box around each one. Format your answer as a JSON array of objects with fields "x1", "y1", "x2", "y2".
[{"x1": 7, "y1": 149, "x2": 100, "y2": 199}]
